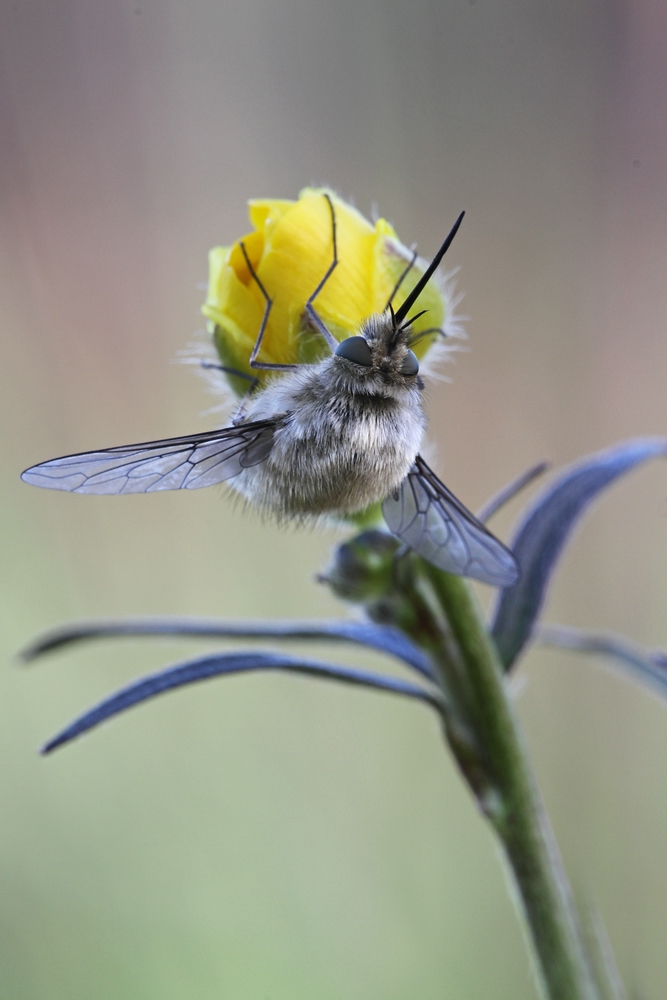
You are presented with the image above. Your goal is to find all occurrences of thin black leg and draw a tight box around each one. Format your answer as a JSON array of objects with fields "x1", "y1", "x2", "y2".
[
  {"x1": 385, "y1": 248, "x2": 418, "y2": 311},
  {"x1": 408, "y1": 326, "x2": 448, "y2": 348},
  {"x1": 241, "y1": 242, "x2": 300, "y2": 372},
  {"x1": 303, "y1": 193, "x2": 340, "y2": 353},
  {"x1": 201, "y1": 360, "x2": 259, "y2": 388},
  {"x1": 200, "y1": 360, "x2": 261, "y2": 424}
]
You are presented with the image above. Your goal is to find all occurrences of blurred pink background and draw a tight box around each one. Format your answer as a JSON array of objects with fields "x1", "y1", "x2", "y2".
[{"x1": 1, "y1": 1, "x2": 666, "y2": 997}]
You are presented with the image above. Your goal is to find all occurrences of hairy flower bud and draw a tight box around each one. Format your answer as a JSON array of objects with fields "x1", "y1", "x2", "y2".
[
  {"x1": 202, "y1": 187, "x2": 450, "y2": 395},
  {"x1": 322, "y1": 530, "x2": 401, "y2": 603}
]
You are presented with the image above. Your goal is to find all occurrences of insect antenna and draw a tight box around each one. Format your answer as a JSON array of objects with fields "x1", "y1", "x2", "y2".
[
  {"x1": 393, "y1": 210, "x2": 465, "y2": 326},
  {"x1": 399, "y1": 308, "x2": 428, "y2": 332},
  {"x1": 388, "y1": 307, "x2": 428, "y2": 352}
]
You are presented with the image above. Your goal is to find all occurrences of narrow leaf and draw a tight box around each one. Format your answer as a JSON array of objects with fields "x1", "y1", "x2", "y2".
[
  {"x1": 41, "y1": 651, "x2": 445, "y2": 753},
  {"x1": 538, "y1": 625, "x2": 667, "y2": 701},
  {"x1": 476, "y1": 461, "x2": 550, "y2": 523},
  {"x1": 490, "y1": 437, "x2": 667, "y2": 670},
  {"x1": 576, "y1": 900, "x2": 628, "y2": 1000},
  {"x1": 21, "y1": 617, "x2": 434, "y2": 681}
]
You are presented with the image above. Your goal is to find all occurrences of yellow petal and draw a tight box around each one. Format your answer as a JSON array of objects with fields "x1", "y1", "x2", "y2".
[
  {"x1": 228, "y1": 230, "x2": 264, "y2": 285},
  {"x1": 202, "y1": 188, "x2": 450, "y2": 393},
  {"x1": 248, "y1": 198, "x2": 293, "y2": 235}
]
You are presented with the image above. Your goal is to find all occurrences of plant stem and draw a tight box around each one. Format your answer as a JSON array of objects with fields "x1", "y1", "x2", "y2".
[{"x1": 422, "y1": 565, "x2": 599, "y2": 1000}]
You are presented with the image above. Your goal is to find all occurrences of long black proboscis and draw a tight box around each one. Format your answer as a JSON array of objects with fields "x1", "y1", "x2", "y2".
[{"x1": 393, "y1": 210, "x2": 465, "y2": 325}]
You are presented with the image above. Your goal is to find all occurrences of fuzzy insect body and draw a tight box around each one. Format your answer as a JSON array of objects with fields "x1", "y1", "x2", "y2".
[
  {"x1": 235, "y1": 313, "x2": 425, "y2": 517},
  {"x1": 21, "y1": 198, "x2": 520, "y2": 588}
]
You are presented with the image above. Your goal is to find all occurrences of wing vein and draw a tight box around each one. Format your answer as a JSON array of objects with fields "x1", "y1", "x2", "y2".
[
  {"x1": 382, "y1": 455, "x2": 520, "y2": 587},
  {"x1": 22, "y1": 419, "x2": 279, "y2": 495}
]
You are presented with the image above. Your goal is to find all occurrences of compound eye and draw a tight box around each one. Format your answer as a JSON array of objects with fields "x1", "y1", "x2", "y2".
[
  {"x1": 400, "y1": 350, "x2": 419, "y2": 376},
  {"x1": 335, "y1": 336, "x2": 373, "y2": 366}
]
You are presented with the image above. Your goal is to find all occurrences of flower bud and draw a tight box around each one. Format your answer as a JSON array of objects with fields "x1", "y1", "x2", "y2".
[
  {"x1": 202, "y1": 187, "x2": 449, "y2": 395},
  {"x1": 321, "y1": 529, "x2": 400, "y2": 603}
]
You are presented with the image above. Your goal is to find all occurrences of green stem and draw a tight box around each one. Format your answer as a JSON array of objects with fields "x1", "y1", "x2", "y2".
[{"x1": 422, "y1": 566, "x2": 599, "y2": 1000}]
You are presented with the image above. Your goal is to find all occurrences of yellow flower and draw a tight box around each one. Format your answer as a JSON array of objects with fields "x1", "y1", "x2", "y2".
[{"x1": 202, "y1": 188, "x2": 450, "y2": 396}]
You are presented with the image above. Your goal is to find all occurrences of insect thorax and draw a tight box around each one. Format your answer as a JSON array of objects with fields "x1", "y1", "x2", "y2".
[{"x1": 235, "y1": 356, "x2": 426, "y2": 517}]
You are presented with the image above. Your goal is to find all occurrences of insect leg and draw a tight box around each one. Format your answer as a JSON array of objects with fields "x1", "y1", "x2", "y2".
[
  {"x1": 303, "y1": 193, "x2": 340, "y2": 353},
  {"x1": 200, "y1": 360, "x2": 259, "y2": 388},
  {"x1": 407, "y1": 326, "x2": 448, "y2": 348},
  {"x1": 385, "y1": 247, "x2": 418, "y2": 311},
  {"x1": 241, "y1": 242, "x2": 300, "y2": 372},
  {"x1": 200, "y1": 361, "x2": 261, "y2": 425}
]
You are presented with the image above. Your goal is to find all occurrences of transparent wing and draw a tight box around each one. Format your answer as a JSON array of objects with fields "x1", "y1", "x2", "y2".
[
  {"x1": 21, "y1": 419, "x2": 277, "y2": 495},
  {"x1": 382, "y1": 455, "x2": 520, "y2": 587}
]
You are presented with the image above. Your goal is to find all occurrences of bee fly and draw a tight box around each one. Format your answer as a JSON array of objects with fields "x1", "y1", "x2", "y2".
[{"x1": 22, "y1": 195, "x2": 519, "y2": 587}]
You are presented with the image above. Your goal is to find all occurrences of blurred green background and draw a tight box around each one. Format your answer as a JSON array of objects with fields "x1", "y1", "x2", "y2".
[{"x1": 1, "y1": 0, "x2": 666, "y2": 996}]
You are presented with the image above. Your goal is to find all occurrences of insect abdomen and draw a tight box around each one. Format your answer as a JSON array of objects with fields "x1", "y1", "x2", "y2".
[{"x1": 237, "y1": 395, "x2": 424, "y2": 517}]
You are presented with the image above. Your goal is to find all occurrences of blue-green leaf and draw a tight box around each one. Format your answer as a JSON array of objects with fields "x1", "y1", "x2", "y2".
[
  {"x1": 22, "y1": 617, "x2": 435, "y2": 681},
  {"x1": 538, "y1": 625, "x2": 667, "y2": 702},
  {"x1": 476, "y1": 461, "x2": 550, "y2": 523},
  {"x1": 41, "y1": 651, "x2": 445, "y2": 754},
  {"x1": 490, "y1": 437, "x2": 667, "y2": 670}
]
